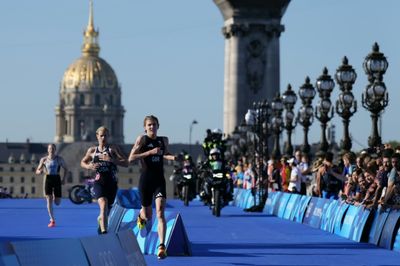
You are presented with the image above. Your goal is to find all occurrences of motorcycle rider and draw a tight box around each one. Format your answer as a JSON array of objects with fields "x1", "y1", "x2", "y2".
[
  {"x1": 177, "y1": 154, "x2": 197, "y2": 200},
  {"x1": 201, "y1": 148, "x2": 233, "y2": 205}
]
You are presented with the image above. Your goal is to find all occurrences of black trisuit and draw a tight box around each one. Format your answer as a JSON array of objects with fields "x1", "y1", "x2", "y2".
[
  {"x1": 138, "y1": 135, "x2": 166, "y2": 207},
  {"x1": 92, "y1": 146, "x2": 118, "y2": 207}
]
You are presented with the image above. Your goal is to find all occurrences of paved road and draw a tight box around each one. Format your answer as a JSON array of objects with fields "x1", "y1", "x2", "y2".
[{"x1": 1, "y1": 198, "x2": 400, "y2": 265}]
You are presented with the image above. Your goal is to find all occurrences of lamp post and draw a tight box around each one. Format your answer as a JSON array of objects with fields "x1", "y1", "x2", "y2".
[
  {"x1": 189, "y1": 119, "x2": 198, "y2": 154},
  {"x1": 271, "y1": 93, "x2": 284, "y2": 159},
  {"x1": 297, "y1": 76, "x2": 316, "y2": 156},
  {"x1": 315, "y1": 67, "x2": 335, "y2": 154},
  {"x1": 335, "y1": 56, "x2": 357, "y2": 152},
  {"x1": 245, "y1": 100, "x2": 271, "y2": 211},
  {"x1": 362, "y1": 42, "x2": 389, "y2": 149},
  {"x1": 282, "y1": 84, "x2": 297, "y2": 156}
]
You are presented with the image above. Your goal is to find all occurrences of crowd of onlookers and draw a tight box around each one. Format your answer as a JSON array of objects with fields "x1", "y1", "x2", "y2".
[{"x1": 226, "y1": 143, "x2": 400, "y2": 210}]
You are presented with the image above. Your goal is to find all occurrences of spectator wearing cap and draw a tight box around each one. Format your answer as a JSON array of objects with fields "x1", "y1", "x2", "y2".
[{"x1": 287, "y1": 157, "x2": 300, "y2": 193}]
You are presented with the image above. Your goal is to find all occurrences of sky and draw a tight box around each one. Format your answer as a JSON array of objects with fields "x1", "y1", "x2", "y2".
[{"x1": 1, "y1": 0, "x2": 399, "y2": 151}]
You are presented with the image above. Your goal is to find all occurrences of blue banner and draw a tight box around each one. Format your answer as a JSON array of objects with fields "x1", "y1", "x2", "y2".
[
  {"x1": 277, "y1": 193, "x2": 292, "y2": 218},
  {"x1": 292, "y1": 195, "x2": 312, "y2": 223},
  {"x1": 283, "y1": 194, "x2": 301, "y2": 220},
  {"x1": 368, "y1": 208, "x2": 390, "y2": 245},
  {"x1": 320, "y1": 200, "x2": 339, "y2": 232},
  {"x1": 379, "y1": 209, "x2": 400, "y2": 249}
]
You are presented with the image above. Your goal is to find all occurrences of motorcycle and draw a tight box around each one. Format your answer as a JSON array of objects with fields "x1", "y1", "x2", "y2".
[
  {"x1": 69, "y1": 178, "x2": 95, "y2": 204},
  {"x1": 199, "y1": 162, "x2": 230, "y2": 217},
  {"x1": 177, "y1": 170, "x2": 197, "y2": 206}
]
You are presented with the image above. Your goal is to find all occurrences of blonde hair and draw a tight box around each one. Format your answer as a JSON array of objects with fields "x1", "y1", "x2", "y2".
[{"x1": 96, "y1": 126, "x2": 109, "y2": 135}]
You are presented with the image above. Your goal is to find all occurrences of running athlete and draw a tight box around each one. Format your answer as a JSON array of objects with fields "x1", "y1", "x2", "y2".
[
  {"x1": 128, "y1": 115, "x2": 175, "y2": 259},
  {"x1": 35, "y1": 144, "x2": 68, "y2": 228},
  {"x1": 81, "y1": 126, "x2": 128, "y2": 234}
]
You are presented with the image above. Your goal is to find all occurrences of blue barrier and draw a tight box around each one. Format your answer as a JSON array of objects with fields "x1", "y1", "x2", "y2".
[
  {"x1": 80, "y1": 233, "x2": 129, "y2": 266},
  {"x1": 116, "y1": 188, "x2": 142, "y2": 209},
  {"x1": 277, "y1": 193, "x2": 292, "y2": 218},
  {"x1": 258, "y1": 191, "x2": 400, "y2": 252},
  {"x1": 333, "y1": 202, "x2": 349, "y2": 236},
  {"x1": 339, "y1": 205, "x2": 361, "y2": 238},
  {"x1": 12, "y1": 238, "x2": 88, "y2": 266},
  {"x1": 283, "y1": 194, "x2": 301, "y2": 220},
  {"x1": 349, "y1": 207, "x2": 371, "y2": 242},
  {"x1": 379, "y1": 209, "x2": 400, "y2": 250},
  {"x1": 292, "y1": 195, "x2": 312, "y2": 223},
  {"x1": 264, "y1": 192, "x2": 278, "y2": 215},
  {"x1": 368, "y1": 209, "x2": 390, "y2": 245},
  {"x1": 234, "y1": 189, "x2": 254, "y2": 209},
  {"x1": 320, "y1": 200, "x2": 339, "y2": 232},
  {"x1": 116, "y1": 230, "x2": 147, "y2": 266},
  {"x1": 303, "y1": 198, "x2": 330, "y2": 229},
  {"x1": 392, "y1": 220, "x2": 400, "y2": 253},
  {"x1": 120, "y1": 210, "x2": 192, "y2": 256},
  {"x1": 272, "y1": 192, "x2": 284, "y2": 216},
  {"x1": 108, "y1": 204, "x2": 128, "y2": 233}
]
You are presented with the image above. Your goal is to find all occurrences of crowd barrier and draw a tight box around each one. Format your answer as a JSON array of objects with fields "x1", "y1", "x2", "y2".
[{"x1": 232, "y1": 189, "x2": 400, "y2": 252}]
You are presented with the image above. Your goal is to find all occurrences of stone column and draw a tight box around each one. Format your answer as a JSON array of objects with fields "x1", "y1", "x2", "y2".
[{"x1": 214, "y1": 0, "x2": 290, "y2": 134}]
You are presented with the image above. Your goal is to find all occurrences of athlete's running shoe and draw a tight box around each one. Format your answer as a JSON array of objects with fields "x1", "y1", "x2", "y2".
[
  {"x1": 136, "y1": 215, "x2": 146, "y2": 230},
  {"x1": 157, "y1": 244, "x2": 167, "y2": 260},
  {"x1": 48, "y1": 220, "x2": 56, "y2": 228}
]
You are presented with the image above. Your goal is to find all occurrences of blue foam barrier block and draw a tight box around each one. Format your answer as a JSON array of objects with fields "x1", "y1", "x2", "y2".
[
  {"x1": 117, "y1": 230, "x2": 147, "y2": 266},
  {"x1": 11, "y1": 238, "x2": 88, "y2": 266},
  {"x1": 80, "y1": 233, "x2": 129, "y2": 266}
]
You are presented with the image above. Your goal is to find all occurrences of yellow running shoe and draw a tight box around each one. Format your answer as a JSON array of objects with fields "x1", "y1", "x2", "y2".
[
  {"x1": 157, "y1": 244, "x2": 167, "y2": 260},
  {"x1": 136, "y1": 215, "x2": 146, "y2": 230}
]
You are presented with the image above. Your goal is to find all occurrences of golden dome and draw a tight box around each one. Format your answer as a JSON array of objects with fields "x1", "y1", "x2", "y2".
[
  {"x1": 61, "y1": 55, "x2": 118, "y2": 91},
  {"x1": 61, "y1": 0, "x2": 118, "y2": 91}
]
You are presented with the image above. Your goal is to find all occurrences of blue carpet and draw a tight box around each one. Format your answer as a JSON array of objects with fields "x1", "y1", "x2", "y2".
[{"x1": 1, "y1": 198, "x2": 400, "y2": 265}]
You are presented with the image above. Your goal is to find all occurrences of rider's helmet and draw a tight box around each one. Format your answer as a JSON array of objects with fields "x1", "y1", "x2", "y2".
[
  {"x1": 209, "y1": 148, "x2": 221, "y2": 160},
  {"x1": 212, "y1": 128, "x2": 223, "y2": 135},
  {"x1": 184, "y1": 154, "x2": 192, "y2": 161}
]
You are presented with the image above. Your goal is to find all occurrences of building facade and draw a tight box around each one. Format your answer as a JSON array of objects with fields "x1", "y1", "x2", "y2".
[{"x1": 54, "y1": 1, "x2": 125, "y2": 144}]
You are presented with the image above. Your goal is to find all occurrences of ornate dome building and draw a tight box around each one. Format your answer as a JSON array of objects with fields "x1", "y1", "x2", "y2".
[{"x1": 55, "y1": 1, "x2": 125, "y2": 144}]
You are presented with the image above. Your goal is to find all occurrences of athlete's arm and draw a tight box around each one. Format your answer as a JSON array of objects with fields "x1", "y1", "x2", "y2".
[
  {"x1": 81, "y1": 147, "x2": 97, "y2": 171},
  {"x1": 163, "y1": 137, "x2": 176, "y2": 161},
  {"x1": 35, "y1": 157, "x2": 46, "y2": 175},
  {"x1": 128, "y1": 135, "x2": 159, "y2": 163}
]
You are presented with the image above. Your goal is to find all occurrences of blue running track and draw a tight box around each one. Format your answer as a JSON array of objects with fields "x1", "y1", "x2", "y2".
[{"x1": 1, "y1": 198, "x2": 400, "y2": 266}]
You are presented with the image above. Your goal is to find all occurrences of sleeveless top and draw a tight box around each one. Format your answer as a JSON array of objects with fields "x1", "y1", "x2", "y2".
[
  {"x1": 140, "y1": 135, "x2": 165, "y2": 174},
  {"x1": 92, "y1": 146, "x2": 117, "y2": 181},
  {"x1": 44, "y1": 156, "x2": 62, "y2": 175}
]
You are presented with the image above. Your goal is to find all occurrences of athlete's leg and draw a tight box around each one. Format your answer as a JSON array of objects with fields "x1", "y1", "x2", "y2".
[
  {"x1": 155, "y1": 196, "x2": 166, "y2": 245},
  {"x1": 140, "y1": 205, "x2": 153, "y2": 221},
  {"x1": 97, "y1": 197, "x2": 109, "y2": 232},
  {"x1": 46, "y1": 194, "x2": 55, "y2": 221}
]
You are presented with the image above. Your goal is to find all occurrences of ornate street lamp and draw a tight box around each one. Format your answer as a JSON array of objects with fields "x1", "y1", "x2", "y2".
[
  {"x1": 271, "y1": 93, "x2": 284, "y2": 158},
  {"x1": 297, "y1": 76, "x2": 316, "y2": 155},
  {"x1": 282, "y1": 84, "x2": 297, "y2": 156},
  {"x1": 244, "y1": 100, "x2": 271, "y2": 211},
  {"x1": 315, "y1": 67, "x2": 335, "y2": 154},
  {"x1": 362, "y1": 43, "x2": 389, "y2": 148},
  {"x1": 335, "y1": 56, "x2": 357, "y2": 152}
]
